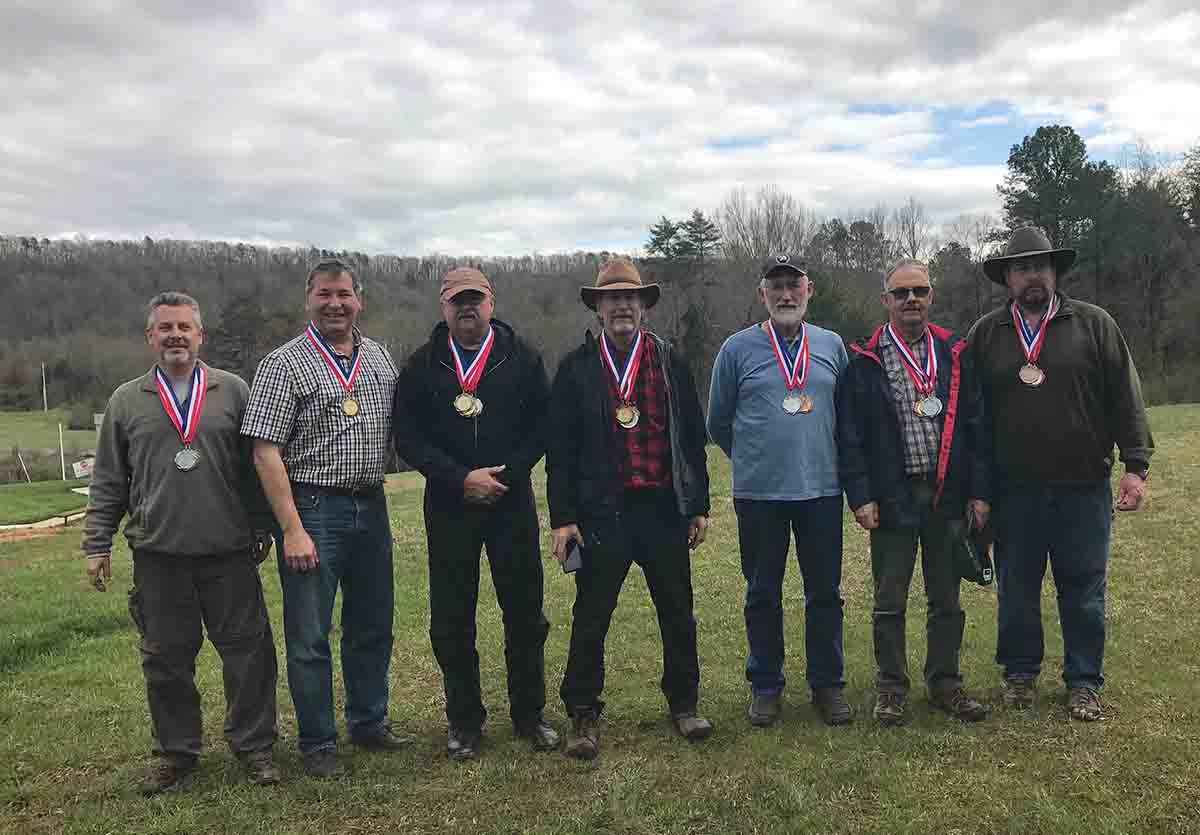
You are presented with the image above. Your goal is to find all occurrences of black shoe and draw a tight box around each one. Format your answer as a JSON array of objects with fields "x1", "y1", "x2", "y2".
[
  {"x1": 351, "y1": 723, "x2": 413, "y2": 752},
  {"x1": 514, "y1": 716, "x2": 560, "y2": 752},
  {"x1": 564, "y1": 708, "x2": 600, "y2": 761},
  {"x1": 812, "y1": 687, "x2": 853, "y2": 726},
  {"x1": 747, "y1": 692, "x2": 783, "y2": 727},
  {"x1": 139, "y1": 754, "x2": 197, "y2": 796},
  {"x1": 447, "y1": 726, "x2": 482, "y2": 761},
  {"x1": 671, "y1": 711, "x2": 714, "y2": 741},
  {"x1": 302, "y1": 749, "x2": 345, "y2": 779}
]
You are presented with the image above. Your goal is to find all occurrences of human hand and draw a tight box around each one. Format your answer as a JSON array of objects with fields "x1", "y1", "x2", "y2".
[
  {"x1": 86, "y1": 554, "x2": 112, "y2": 591},
  {"x1": 687, "y1": 516, "x2": 708, "y2": 550},
  {"x1": 283, "y1": 528, "x2": 319, "y2": 572},
  {"x1": 969, "y1": 499, "x2": 991, "y2": 530},
  {"x1": 1116, "y1": 473, "x2": 1146, "y2": 511},
  {"x1": 853, "y1": 502, "x2": 879, "y2": 531},
  {"x1": 551, "y1": 524, "x2": 581, "y2": 564},
  {"x1": 464, "y1": 466, "x2": 509, "y2": 504}
]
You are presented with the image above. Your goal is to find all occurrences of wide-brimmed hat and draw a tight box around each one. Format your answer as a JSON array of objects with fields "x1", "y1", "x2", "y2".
[
  {"x1": 983, "y1": 227, "x2": 1076, "y2": 285},
  {"x1": 580, "y1": 258, "x2": 660, "y2": 310}
]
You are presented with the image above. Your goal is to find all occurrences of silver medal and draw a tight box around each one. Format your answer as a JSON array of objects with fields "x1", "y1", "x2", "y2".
[{"x1": 174, "y1": 447, "x2": 201, "y2": 471}]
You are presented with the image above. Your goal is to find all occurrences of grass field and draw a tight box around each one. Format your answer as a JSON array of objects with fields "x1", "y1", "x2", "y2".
[
  {"x1": 0, "y1": 479, "x2": 89, "y2": 525},
  {"x1": 0, "y1": 409, "x2": 98, "y2": 452},
  {"x1": 1, "y1": 404, "x2": 1198, "y2": 835}
]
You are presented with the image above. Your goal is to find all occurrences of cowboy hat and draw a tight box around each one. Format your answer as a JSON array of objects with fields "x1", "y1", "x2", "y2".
[
  {"x1": 983, "y1": 226, "x2": 1076, "y2": 285},
  {"x1": 580, "y1": 258, "x2": 660, "y2": 310}
]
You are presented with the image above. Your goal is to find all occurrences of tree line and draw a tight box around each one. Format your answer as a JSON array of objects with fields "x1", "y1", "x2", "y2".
[{"x1": 2, "y1": 124, "x2": 1197, "y2": 444}]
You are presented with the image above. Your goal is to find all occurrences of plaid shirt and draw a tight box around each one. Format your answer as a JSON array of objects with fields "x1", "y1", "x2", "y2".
[
  {"x1": 606, "y1": 334, "x2": 672, "y2": 489},
  {"x1": 879, "y1": 328, "x2": 941, "y2": 476},
  {"x1": 241, "y1": 327, "x2": 398, "y2": 488}
]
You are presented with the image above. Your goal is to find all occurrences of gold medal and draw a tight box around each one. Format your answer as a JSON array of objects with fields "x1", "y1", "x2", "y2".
[
  {"x1": 1018, "y1": 363, "x2": 1045, "y2": 386},
  {"x1": 615, "y1": 403, "x2": 639, "y2": 429},
  {"x1": 453, "y1": 392, "x2": 476, "y2": 416},
  {"x1": 342, "y1": 397, "x2": 359, "y2": 417},
  {"x1": 469, "y1": 396, "x2": 484, "y2": 417}
]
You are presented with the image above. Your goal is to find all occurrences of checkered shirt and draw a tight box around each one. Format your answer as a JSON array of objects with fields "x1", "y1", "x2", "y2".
[
  {"x1": 879, "y1": 328, "x2": 941, "y2": 476},
  {"x1": 606, "y1": 335, "x2": 672, "y2": 489},
  {"x1": 241, "y1": 328, "x2": 398, "y2": 488}
]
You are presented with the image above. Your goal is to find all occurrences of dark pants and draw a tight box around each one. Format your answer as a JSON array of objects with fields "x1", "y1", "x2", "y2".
[
  {"x1": 276, "y1": 485, "x2": 394, "y2": 754},
  {"x1": 128, "y1": 549, "x2": 278, "y2": 760},
  {"x1": 869, "y1": 480, "x2": 965, "y2": 696},
  {"x1": 424, "y1": 482, "x2": 549, "y2": 732},
  {"x1": 994, "y1": 479, "x2": 1111, "y2": 691},
  {"x1": 733, "y1": 496, "x2": 845, "y2": 693},
  {"x1": 560, "y1": 488, "x2": 700, "y2": 716}
]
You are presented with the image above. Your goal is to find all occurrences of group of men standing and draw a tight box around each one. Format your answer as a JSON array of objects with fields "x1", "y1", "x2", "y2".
[{"x1": 83, "y1": 225, "x2": 1153, "y2": 793}]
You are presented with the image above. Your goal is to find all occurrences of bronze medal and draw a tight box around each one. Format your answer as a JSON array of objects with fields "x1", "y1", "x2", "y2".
[
  {"x1": 454, "y1": 392, "x2": 477, "y2": 417},
  {"x1": 916, "y1": 396, "x2": 943, "y2": 418},
  {"x1": 615, "y1": 403, "x2": 639, "y2": 429},
  {"x1": 796, "y1": 393, "x2": 814, "y2": 414},
  {"x1": 1018, "y1": 363, "x2": 1045, "y2": 386},
  {"x1": 342, "y1": 397, "x2": 359, "y2": 417},
  {"x1": 174, "y1": 447, "x2": 201, "y2": 471}
]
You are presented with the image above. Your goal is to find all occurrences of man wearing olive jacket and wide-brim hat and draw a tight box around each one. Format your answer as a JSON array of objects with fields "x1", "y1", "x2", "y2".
[
  {"x1": 547, "y1": 257, "x2": 712, "y2": 760},
  {"x1": 968, "y1": 226, "x2": 1154, "y2": 722}
]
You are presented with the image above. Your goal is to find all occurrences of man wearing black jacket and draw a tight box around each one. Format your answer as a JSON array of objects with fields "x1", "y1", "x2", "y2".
[
  {"x1": 392, "y1": 267, "x2": 557, "y2": 760},
  {"x1": 838, "y1": 259, "x2": 992, "y2": 726},
  {"x1": 547, "y1": 258, "x2": 712, "y2": 760}
]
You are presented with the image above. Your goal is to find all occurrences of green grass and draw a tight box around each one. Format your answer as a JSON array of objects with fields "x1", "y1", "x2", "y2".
[
  {"x1": 1, "y1": 404, "x2": 1198, "y2": 834},
  {"x1": 0, "y1": 409, "x2": 99, "y2": 451},
  {"x1": 0, "y1": 479, "x2": 89, "y2": 525}
]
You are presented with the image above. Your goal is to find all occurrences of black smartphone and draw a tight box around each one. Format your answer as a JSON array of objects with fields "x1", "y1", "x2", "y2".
[{"x1": 562, "y1": 539, "x2": 583, "y2": 574}]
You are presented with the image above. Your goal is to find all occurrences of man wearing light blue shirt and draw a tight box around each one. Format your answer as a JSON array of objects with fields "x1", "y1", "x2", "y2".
[{"x1": 708, "y1": 255, "x2": 851, "y2": 727}]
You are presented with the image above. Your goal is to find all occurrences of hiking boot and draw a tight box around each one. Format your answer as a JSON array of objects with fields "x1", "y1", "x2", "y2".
[
  {"x1": 302, "y1": 749, "x2": 345, "y2": 779},
  {"x1": 1067, "y1": 687, "x2": 1104, "y2": 721},
  {"x1": 514, "y1": 715, "x2": 560, "y2": 752},
  {"x1": 564, "y1": 708, "x2": 600, "y2": 760},
  {"x1": 139, "y1": 754, "x2": 197, "y2": 796},
  {"x1": 930, "y1": 687, "x2": 992, "y2": 722},
  {"x1": 447, "y1": 726, "x2": 482, "y2": 761},
  {"x1": 239, "y1": 749, "x2": 281, "y2": 786},
  {"x1": 351, "y1": 723, "x2": 413, "y2": 752},
  {"x1": 812, "y1": 687, "x2": 853, "y2": 726},
  {"x1": 1001, "y1": 677, "x2": 1037, "y2": 709},
  {"x1": 671, "y1": 711, "x2": 714, "y2": 741},
  {"x1": 747, "y1": 692, "x2": 782, "y2": 727},
  {"x1": 873, "y1": 692, "x2": 906, "y2": 726}
]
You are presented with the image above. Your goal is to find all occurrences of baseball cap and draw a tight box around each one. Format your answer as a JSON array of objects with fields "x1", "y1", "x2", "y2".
[
  {"x1": 440, "y1": 267, "x2": 494, "y2": 302},
  {"x1": 761, "y1": 254, "x2": 808, "y2": 279}
]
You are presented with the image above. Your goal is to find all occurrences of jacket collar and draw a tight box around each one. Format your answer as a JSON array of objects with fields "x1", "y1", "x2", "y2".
[
  {"x1": 849, "y1": 322, "x2": 958, "y2": 364},
  {"x1": 429, "y1": 317, "x2": 515, "y2": 367},
  {"x1": 1000, "y1": 291, "x2": 1075, "y2": 328}
]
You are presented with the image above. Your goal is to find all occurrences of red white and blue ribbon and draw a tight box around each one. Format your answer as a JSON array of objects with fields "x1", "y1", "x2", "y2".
[
  {"x1": 600, "y1": 329, "x2": 644, "y2": 403},
  {"x1": 154, "y1": 364, "x2": 207, "y2": 445},
  {"x1": 885, "y1": 323, "x2": 937, "y2": 396},
  {"x1": 306, "y1": 322, "x2": 362, "y2": 396},
  {"x1": 1011, "y1": 294, "x2": 1060, "y2": 365},
  {"x1": 448, "y1": 325, "x2": 495, "y2": 393},
  {"x1": 765, "y1": 321, "x2": 809, "y2": 391}
]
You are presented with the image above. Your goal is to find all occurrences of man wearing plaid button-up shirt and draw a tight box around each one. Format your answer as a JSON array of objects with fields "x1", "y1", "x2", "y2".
[{"x1": 242, "y1": 260, "x2": 406, "y2": 778}]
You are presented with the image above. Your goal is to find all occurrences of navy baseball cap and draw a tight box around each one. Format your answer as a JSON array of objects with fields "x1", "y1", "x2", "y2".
[{"x1": 761, "y1": 254, "x2": 808, "y2": 278}]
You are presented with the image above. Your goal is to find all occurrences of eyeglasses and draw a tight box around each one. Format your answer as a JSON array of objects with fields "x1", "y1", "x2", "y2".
[{"x1": 887, "y1": 286, "x2": 931, "y2": 301}]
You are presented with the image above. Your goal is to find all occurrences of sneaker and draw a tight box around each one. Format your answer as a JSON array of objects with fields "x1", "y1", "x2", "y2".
[
  {"x1": 302, "y1": 749, "x2": 345, "y2": 779},
  {"x1": 1001, "y1": 677, "x2": 1037, "y2": 709},
  {"x1": 873, "y1": 692, "x2": 906, "y2": 726},
  {"x1": 514, "y1": 716, "x2": 560, "y2": 752},
  {"x1": 1067, "y1": 687, "x2": 1103, "y2": 721},
  {"x1": 930, "y1": 687, "x2": 991, "y2": 722},
  {"x1": 564, "y1": 708, "x2": 600, "y2": 760},
  {"x1": 139, "y1": 754, "x2": 197, "y2": 796},
  {"x1": 447, "y1": 726, "x2": 482, "y2": 761},
  {"x1": 239, "y1": 749, "x2": 281, "y2": 786},
  {"x1": 351, "y1": 723, "x2": 413, "y2": 752},
  {"x1": 747, "y1": 692, "x2": 782, "y2": 727},
  {"x1": 671, "y1": 711, "x2": 714, "y2": 741},
  {"x1": 812, "y1": 687, "x2": 853, "y2": 726}
]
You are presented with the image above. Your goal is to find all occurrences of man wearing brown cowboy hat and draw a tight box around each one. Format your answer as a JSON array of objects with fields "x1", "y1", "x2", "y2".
[
  {"x1": 392, "y1": 267, "x2": 557, "y2": 761},
  {"x1": 547, "y1": 257, "x2": 713, "y2": 759},
  {"x1": 968, "y1": 226, "x2": 1154, "y2": 721}
]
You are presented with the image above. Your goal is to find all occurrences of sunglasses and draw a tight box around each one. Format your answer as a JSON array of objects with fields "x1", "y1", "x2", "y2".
[{"x1": 887, "y1": 286, "x2": 931, "y2": 301}]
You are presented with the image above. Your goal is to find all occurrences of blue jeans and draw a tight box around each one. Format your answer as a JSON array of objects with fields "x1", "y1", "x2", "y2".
[
  {"x1": 994, "y1": 479, "x2": 1111, "y2": 691},
  {"x1": 276, "y1": 485, "x2": 394, "y2": 753},
  {"x1": 733, "y1": 496, "x2": 845, "y2": 693}
]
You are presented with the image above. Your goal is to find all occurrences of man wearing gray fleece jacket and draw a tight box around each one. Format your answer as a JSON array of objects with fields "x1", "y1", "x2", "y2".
[{"x1": 83, "y1": 292, "x2": 279, "y2": 795}]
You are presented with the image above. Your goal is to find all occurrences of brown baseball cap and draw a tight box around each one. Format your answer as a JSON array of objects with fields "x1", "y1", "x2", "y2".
[
  {"x1": 440, "y1": 267, "x2": 494, "y2": 302},
  {"x1": 580, "y1": 258, "x2": 660, "y2": 310}
]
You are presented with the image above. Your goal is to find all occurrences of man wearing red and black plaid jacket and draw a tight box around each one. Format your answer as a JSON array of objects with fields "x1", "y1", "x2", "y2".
[{"x1": 547, "y1": 258, "x2": 712, "y2": 761}]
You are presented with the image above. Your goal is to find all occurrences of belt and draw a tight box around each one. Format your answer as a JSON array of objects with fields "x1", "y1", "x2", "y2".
[{"x1": 292, "y1": 481, "x2": 384, "y2": 498}]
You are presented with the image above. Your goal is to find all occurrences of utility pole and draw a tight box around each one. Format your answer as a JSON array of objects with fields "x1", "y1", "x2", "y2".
[{"x1": 42, "y1": 362, "x2": 48, "y2": 411}]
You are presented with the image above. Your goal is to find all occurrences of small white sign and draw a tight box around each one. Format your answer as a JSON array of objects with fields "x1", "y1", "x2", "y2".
[{"x1": 72, "y1": 458, "x2": 94, "y2": 479}]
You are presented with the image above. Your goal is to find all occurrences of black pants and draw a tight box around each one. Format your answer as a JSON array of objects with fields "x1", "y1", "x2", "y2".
[
  {"x1": 560, "y1": 488, "x2": 700, "y2": 717},
  {"x1": 424, "y1": 482, "x2": 550, "y2": 732},
  {"x1": 128, "y1": 550, "x2": 278, "y2": 760}
]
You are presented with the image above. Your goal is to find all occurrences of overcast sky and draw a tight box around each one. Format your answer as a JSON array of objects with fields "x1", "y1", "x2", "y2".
[{"x1": 2, "y1": 0, "x2": 1197, "y2": 255}]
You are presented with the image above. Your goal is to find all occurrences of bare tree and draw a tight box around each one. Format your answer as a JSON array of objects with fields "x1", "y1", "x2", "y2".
[
  {"x1": 717, "y1": 185, "x2": 820, "y2": 269},
  {"x1": 891, "y1": 196, "x2": 935, "y2": 259}
]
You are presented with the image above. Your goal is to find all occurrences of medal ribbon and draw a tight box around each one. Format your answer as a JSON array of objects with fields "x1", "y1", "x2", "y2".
[
  {"x1": 766, "y1": 321, "x2": 809, "y2": 391},
  {"x1": 885, "y1": 324, "x2": 937, "y2": 396},
  {"x1": 600, "y1": 330, "x2": 644, "y2": 404},
  {"x1": 448, "y1": 326, "x2": 495, "y2": 394},
  {"x1": 154, "y1": 364, "x2": 207, "y2": 445},
  {"x1": 306, "y1": 322, "x2": 362, "y2": 395},
  {"x1": 1011, "y1": 294, "x2": 1060, "y2": 365}
]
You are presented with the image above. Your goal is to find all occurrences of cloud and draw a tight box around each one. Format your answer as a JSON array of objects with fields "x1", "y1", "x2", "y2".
[{"x1": 0, "y1": 0, "x2": 1196, "y2": 254}]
